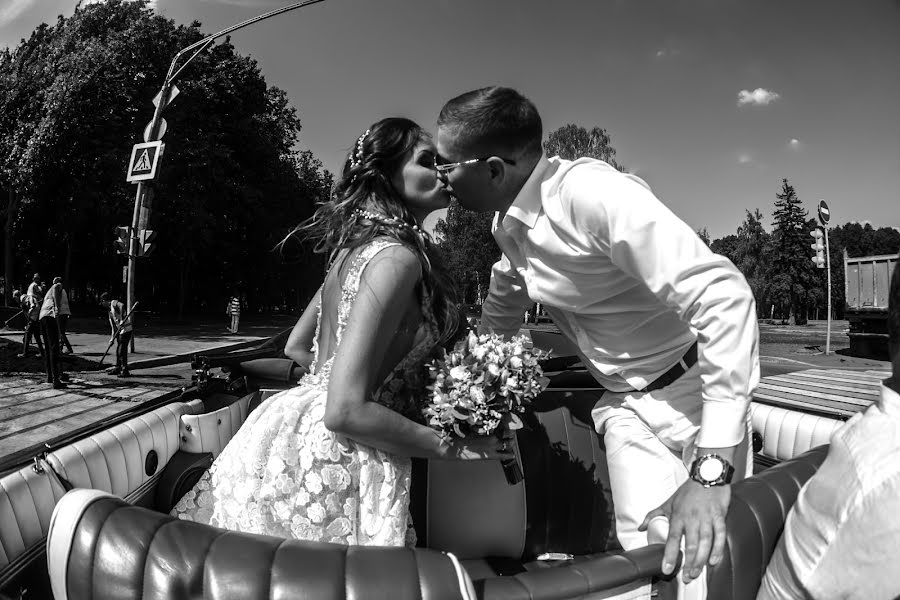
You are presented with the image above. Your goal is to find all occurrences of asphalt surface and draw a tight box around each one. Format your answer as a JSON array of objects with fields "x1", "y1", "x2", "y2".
[{"x1": 1, "y1": 315, "x2": 890, "y2": 380}]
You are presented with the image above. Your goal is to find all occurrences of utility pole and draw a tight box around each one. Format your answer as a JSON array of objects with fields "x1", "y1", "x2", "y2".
[{"x1": 123, "y1": 0, "x2": 329, "y2": 340}]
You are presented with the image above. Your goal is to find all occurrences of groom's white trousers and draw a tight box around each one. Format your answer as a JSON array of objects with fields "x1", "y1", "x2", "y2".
[{"x1": 592, "y1": 364, "x2": 753, "y2": 600}]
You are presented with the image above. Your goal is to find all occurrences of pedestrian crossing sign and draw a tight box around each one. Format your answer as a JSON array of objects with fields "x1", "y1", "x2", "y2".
[{"x1": 126, "y1": 141, "x2": 164, "y2": 183}]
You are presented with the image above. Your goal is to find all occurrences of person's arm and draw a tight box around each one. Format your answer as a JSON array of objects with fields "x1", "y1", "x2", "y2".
[
  {"x1": 478, "y1": 215, "x2": 533, "y2": 338},
  {"x1": 283, "y1": 286, "x2": 323, "y2": 373},
  {"x1": 108, "y1": 304, "x2": 119, "y2": 339},
  {"x1": 565, "y1": 166, "x2": 759, "y2": 581},
  {"x1": 324, "y1": 245, "x2": 514, "y2": 462},
  {"x1": 51, "y1": 285, "x2": 63, "y2": 323}
]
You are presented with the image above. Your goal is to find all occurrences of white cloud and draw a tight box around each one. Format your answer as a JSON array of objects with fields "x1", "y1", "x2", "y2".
[
  {"x1": 737, "y1": 153, "x2": 753, "y2": 164},
  {"x1": 789, "y1": 138, "x2": 800, "y2": 149},
  {"x1": 737, "y1": 87, "x2": 781, "y2": 107},
  {"x1": 0, "y1": 0, "x2": 33, "y2": 28},
  {"x1": 654, "y1": 47, "x2": 681, "y2": 59}
]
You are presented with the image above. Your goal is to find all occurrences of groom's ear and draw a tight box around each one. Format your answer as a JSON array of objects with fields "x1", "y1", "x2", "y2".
[{"x1": 486, "y1": 156, "x2": 508, "y2": 184}]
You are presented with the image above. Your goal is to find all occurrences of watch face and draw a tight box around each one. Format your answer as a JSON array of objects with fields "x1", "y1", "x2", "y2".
[{"x1": 698, "y1": 456, "x2": 725, "y2": 482}]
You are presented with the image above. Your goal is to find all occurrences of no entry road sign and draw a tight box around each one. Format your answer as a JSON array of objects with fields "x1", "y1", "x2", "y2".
[{"x1": 818, "y1": 200, "x2": 831, "y2": 225}]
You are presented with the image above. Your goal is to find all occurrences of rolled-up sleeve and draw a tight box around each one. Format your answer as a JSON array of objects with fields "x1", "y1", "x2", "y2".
[{"x1": 567, "y1": 168, "x2": 759, "y2": 448}]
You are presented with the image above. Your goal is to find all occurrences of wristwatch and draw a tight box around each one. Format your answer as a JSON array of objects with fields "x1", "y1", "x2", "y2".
[{"x1": 689, "y1": 453, "x2": 734, "y2": 487}]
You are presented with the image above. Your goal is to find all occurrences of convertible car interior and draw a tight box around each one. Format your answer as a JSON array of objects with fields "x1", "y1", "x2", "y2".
[{"x1": 0, "y1": 332, "x2": 834, "y2": 600}]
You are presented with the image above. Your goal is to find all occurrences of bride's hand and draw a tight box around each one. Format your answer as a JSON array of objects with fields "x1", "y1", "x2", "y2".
[{"x1": 440, "y1": 435, "x2": 516, "y2": 461}]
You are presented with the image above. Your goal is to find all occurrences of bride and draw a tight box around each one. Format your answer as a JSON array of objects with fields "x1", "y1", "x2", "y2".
[{"x1": 171, "y1": 117, "x2": 513, "y2": 546}]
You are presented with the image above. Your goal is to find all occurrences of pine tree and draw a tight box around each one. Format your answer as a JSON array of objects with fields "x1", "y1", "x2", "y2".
[{"x1": 766, "y1": 179, "x2": 820, "y2": 324}]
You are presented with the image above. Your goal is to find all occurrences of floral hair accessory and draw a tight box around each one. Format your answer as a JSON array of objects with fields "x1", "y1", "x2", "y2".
[
  {"x1": 349, "y1": 129, "x2": 370, "y2": 170},
  {"x1": 353, "y1": 208, "x2": 423, "y2": 235}
]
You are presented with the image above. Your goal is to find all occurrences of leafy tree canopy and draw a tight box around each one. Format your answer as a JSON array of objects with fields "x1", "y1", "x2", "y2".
[{"x1": 0, "y1": 0, "x2": 332, "y2": 314}]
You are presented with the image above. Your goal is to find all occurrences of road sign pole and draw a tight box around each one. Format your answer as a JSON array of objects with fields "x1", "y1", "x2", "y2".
[
  {"x1": 824, "y1": 227, "x2": 832, "y2": 355},
  {"x1": 122, "y1": 0, "x2": 328, "y2": 342},
  {"x1": 126, "y1": 83, "x2": 169, "y2": 353}
]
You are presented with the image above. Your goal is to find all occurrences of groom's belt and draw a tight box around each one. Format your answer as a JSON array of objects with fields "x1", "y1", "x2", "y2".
[{"x1": 639, "y1": 341, "x2": 698, "y2": 393}]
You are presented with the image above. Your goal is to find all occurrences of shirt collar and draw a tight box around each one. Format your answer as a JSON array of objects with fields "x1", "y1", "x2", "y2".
[
  {"x1": 501, "y1": 154, "x2": 551, "y2": 230},
  {"x1": 880, "y1": 381, "x2": 900, "y2": 415}
]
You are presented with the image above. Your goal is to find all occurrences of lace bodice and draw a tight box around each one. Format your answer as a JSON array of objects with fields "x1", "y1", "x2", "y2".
[{"x1": 302, "y1": 239, "x2": 439, "y2": 422}]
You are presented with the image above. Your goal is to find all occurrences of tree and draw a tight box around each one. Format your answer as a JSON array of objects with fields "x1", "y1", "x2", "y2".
[
  {"x1": 695, "y1": 227, "x2": 711, "y2": 246},
  {"x1": 0, "y1": 0, "x2": 330, "y2": 314},
  {"x1": 734, "y1": 209, "x2": 772, "y2": 317},
  {"x1": 710, "y1": 234, "x2": 739, "y2": 264},
  {"x1": 543, "y1": 124, "x2": 625, "y2": 171},
  {"x1": 765, "y1": 179, "x2": 820, "y2": 324},
  {"x1": 433, "y1": 202, "x2": 500, "y2": 304}
]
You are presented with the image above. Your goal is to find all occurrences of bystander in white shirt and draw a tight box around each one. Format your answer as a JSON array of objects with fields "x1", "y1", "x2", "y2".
[
  {"x1": 480, "y1": 155, "x2": 760, "y2": 449},
  {"x1": 758, "y1": 381, "x2": 900, "y2": 600}
]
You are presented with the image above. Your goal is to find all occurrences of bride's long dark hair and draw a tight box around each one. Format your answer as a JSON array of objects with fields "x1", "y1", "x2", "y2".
[{"x1": 281, "y1": 117, "x2": 459, "y2": 343}]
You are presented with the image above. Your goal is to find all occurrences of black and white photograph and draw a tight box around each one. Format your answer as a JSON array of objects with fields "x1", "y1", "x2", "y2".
[{"x1": 0, "y1": 1, "x2": 898, "y2": 599}]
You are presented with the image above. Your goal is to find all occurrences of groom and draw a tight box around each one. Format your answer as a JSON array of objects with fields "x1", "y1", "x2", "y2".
[{"x1": 436, "y1": 87, "x2": 759, "y2": 599}]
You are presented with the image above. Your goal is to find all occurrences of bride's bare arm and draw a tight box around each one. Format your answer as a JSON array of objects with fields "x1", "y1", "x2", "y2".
[
  {"x1": 284, "y1": 286, "x2": 322, "y2": 371},
  {"x1": 323, "y1": 246, "x2": 512, "y2": 462}
]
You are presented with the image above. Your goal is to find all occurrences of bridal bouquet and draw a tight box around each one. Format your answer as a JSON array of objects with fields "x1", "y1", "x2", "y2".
[{"x1": 424, "y1": 331, "x2": 549, "y2": 484}]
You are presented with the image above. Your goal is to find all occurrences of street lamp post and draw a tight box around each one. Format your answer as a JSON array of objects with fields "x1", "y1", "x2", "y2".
[{"x1": 125, "y1": 0, "x2": 329, "y2": 338}]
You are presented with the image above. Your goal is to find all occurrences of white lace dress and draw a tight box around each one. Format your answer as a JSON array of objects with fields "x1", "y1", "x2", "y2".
[{"x1": 171, "y1": 240, "x2": 439, "y2": 546}]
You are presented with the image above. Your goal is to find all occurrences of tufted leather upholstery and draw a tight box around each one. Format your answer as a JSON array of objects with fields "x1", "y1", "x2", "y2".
[
  {"x1": 179, "y1": 393, "x2": 252, "y2": 458},
  {"x1": 0, "y1": 400, "x2": 202, "y2": 591},
  {"x1": 706, "y1": 445, "x2": 829, "y2": 600},
  {"x1": 47, "y1": 489, "x2": 476, "y2": 600},
  {"x1": 749, "y1": 403, "x2": 843, "y2": 464}
]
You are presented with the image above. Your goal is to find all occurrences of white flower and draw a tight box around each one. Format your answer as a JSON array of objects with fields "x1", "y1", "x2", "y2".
[
  {"x1": 308, "y1": 502, "x2": 326, "y2": 524},
  {"x1": 274, "y1": 500, "x2": 292, "y2": 521},
  {"x1": 305, "y1": 472, "x2": 323, "y2": 495},
  {"x1": 294, "y1": 487, "x2": 310, "y2": 507},
  {"x1": 469, "y1": 387, "x2": 486, "y2": 403},
  {"x1": 508, "y1": 356, "x2": 523, "y2": 369},
  {"x1": 449, "y1": 365, "x2": 470, "y2": 381},
  {"x1": 343, "y1": 497, "x2": 358, "y2": 517},
  {"x1": 311, "y1": 423, "x2": 341, "y2": 462},
  {"x1": 321, "y1": 464, "x2": 351, "y2": 492},
  {"x1": 325, "y1": 517, "x2": 352, "y2": 538}
]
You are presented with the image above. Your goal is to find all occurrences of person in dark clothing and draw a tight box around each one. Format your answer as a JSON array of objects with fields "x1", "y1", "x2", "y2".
[
  {"x1": 38, "y1": 281, "x2": 66, "y2": 389},
  {"x1": 100, "y1": 293, "x2": 132, "y2": 377},
  {"x1": 54, "y1": 277, "x2": 74, "y2": 354},
  {"x1": 17, "y1": 292, "x2": 45, "y2": 358}
]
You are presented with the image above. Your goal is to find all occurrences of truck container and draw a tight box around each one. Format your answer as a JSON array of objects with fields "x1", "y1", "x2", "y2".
[{"x1": 844, "y1": 252, "x2": 897, "y2": 359}]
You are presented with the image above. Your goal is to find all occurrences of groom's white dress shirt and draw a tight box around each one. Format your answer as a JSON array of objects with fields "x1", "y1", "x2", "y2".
[
  {"x1": 757, "y1": 382, "x2": 900, "y2": 600},
  {"x1": 480, "y1": 155, "x2": 759, "y2": 449}
]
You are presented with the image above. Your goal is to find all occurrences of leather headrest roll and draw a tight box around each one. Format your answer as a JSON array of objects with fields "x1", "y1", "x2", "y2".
[{"x1": 48, "y1": 490, "x2": 475, "y2": 600}]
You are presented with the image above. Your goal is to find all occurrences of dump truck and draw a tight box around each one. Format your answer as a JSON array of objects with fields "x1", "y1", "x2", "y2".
[{"x1": 844, "y1": 252, "x2": 897, "y2": 359}]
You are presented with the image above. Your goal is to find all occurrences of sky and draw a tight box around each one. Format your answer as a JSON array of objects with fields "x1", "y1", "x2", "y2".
[{"x1": 1, "y1": 0, "x2": 898, "y2": 239}]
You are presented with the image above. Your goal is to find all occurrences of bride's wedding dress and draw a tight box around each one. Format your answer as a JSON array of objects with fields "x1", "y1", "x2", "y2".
[{"x1": 171, "y1": 239, "x2": 439, "y2": 546}]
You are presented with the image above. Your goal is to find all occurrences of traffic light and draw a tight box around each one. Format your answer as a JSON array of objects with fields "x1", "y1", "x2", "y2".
[
  {"x1": 810, "y1": 228, "x2": 825, "y2": 268},
  {"x1": 114, "y1": 226, "x2": 130, "y2": 255}
]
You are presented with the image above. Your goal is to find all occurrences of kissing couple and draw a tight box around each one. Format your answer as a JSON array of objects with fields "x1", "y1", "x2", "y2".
[{"x1": 172, "y1": 86, "x2": 759, "y2": 600}]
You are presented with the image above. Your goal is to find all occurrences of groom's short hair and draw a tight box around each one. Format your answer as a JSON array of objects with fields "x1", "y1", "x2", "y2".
[{"x1": 438, "y1": 87, "x2": 542, "y2": 160}]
